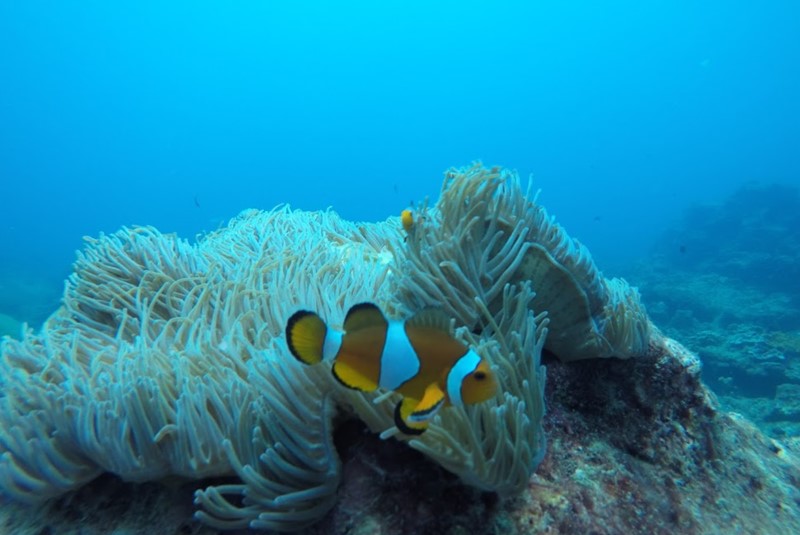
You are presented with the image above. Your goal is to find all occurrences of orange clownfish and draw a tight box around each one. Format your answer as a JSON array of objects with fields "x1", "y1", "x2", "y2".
[{"x1": 285, "y1": 303, "x2": 497, "y2": 435}]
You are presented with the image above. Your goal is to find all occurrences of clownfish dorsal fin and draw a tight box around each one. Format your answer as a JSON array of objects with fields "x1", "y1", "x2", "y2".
[
  {"x1": 406, "y1": 307, "x2": 452, "y2": 333},
  {"x1": 343, "y1": 302, "x2": 387, "y2": 333}
]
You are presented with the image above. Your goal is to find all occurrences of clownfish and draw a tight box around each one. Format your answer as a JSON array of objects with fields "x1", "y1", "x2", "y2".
[
  {"x1": 285, "y1": 303, "x2": 497, "y2": 435},
  {"x1": 401, "y1": 209, "x2": 414, "y2": 234}
]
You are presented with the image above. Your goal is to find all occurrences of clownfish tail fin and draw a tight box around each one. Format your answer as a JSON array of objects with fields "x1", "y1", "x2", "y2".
[{"x1": 286, "y1": 310, "x2": 327, "y2": 365}]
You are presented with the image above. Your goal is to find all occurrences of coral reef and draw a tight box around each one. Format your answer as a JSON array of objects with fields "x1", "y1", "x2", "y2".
[
  {"x1": 2, "y1": 166, "x2": 799, "y2": 534},
  {"x1": 641, "y1": 180, "x2": 800, "y2": 333},
  {"x1": 652, "y1": 182, "x2": 800, "y2": 300},
  {"x1": 630, "y1": 181, "x2": 800, "y2": 439}
]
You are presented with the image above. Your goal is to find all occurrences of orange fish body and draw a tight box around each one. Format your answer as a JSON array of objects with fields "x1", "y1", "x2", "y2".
[{"x1": 286, "y1": 303, "x2": 497, "y2": 434}]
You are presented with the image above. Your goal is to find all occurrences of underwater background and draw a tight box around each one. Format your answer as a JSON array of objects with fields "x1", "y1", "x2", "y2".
[{"x1": 1, "y1": 1, "x2": 799, "y2": 439}]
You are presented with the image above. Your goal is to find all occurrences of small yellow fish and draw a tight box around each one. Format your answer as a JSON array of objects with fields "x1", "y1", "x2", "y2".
[
  {"x1": 401, "y1": 209, "x2": 414, "y2": 234},
  {"x1": 286, "y1": 303, "x2": 497, "y2": 434}
]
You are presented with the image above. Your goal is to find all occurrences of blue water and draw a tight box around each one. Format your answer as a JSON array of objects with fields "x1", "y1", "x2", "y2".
[{"x1": 1, "y1": 1, "x2": 799, "y2": 326}]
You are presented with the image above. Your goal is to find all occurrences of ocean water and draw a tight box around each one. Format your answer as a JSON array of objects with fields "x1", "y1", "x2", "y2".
[
  {"x1": 0, "y1": 3, "x2": 797, "y2": 391},
  {"x1": 0, "y1": 0, "x2": 800, "y2": 533}
]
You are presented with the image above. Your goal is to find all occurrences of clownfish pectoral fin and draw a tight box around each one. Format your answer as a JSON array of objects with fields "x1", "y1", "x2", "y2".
[
  {"x1": 406, "y1": 307, "x2": 452, "y2": 333},
  {"x1": 393, "y1": 385, "x2": 445, "y2": 436},
  {"x1": 410, "y1": 382, "x2": 446, "y2": 423},
  {"x1": 394, "y1": 398, "x2": 428, "y2": 435},
  {"x1": 332, "y1": 359, "x2": 379, "y2": 392},
  {"x1": 343, "y1": 302, "x2": 387, "y2": 333},
  {"x1": 286, "y1": 310, "x2": 327, "y2": 365}
]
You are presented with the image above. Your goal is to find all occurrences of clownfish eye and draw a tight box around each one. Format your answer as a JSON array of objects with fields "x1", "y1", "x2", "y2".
[{"x1": 474, "y1": 371, "x2": 487, "y2": 381}]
